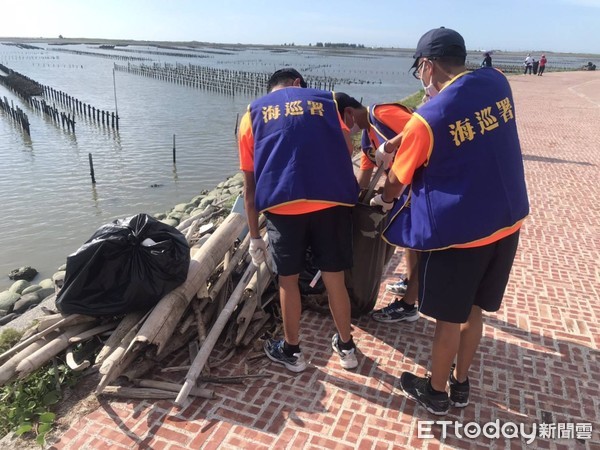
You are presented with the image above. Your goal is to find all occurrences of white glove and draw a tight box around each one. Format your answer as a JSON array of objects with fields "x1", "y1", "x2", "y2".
[
  {"x1": 375, "y1": 142, "x2": 396, "y2": 168},
  {"x1": 370, "y1": 194, "x2": 394, "y2": 212},
  {"x1": 249, "y1": 237, "x2": 267, "y2": 266}
]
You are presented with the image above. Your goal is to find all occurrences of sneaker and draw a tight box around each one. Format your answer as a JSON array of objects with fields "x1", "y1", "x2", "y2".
[
  {"x1": 385, "y1": 278, "x2": 408, "y2": 295},
  {"x1": 263, "y1": 338, "x2": 307, "y2": 372},
  {"x1": 371, "y1": 299, "x2": 419, "y2": 323},
  {"x1": 331, "y1": 333, "x2": 358, "y2": 370},
  {"x1": 400, "y1": 372, "x2": 449, "y2": 416},
  {"x1": 449, "y1": 364, "x2": 470, "y2": 407}
]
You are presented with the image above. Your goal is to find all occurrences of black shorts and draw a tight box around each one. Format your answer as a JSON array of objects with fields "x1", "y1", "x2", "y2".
[
  {"x1": 265, "y1": 206, "x2": 353, "y2": 276},
  {"x1": 417, "y1": 230, "x2": 520, "y2": 323}
]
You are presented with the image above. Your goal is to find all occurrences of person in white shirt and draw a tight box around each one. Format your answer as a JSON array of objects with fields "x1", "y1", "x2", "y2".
[{"x1": 524, "y1": 54, "x2": 533, "y2": 75}]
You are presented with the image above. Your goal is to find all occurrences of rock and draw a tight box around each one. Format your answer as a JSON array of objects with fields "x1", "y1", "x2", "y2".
[
  {"x1": 191, "y1": 195, "x2": 204, "y2": 206},
  {"x1": 52, "y1": 271, "x2": 66, "y2": 289},
  {"x1": 8, "y1": 266, "x2": 38, "y2": 281},
  {"x1": 9, "y1": 280, "x2": 31, "y2": 294},
  {"x1": 21, "y1": 285, "x2": 42, "y2": 295},
  {"x1": 57, "y1": 263, "x2": 67, "y2": 271},
  {"x1": 168, "y1": 211, "x2": 184, "y2": 221},
  {"x1": 12, "y1": 293, "x2": 41, "y2": 314},
  {"x1": 160, "y1": 218, "x2": 179, "y2": 227},
  {"x1": 36, "y1": 287, "x2": 56, "y2": 301},
  {"x1": 0, "y1": 291, "x2": 20, "y2": 312},
  {"x1": 174, "y1": 202, "x2": 195, "y2": 213},
  {"x1": 154, "y1": 212, "x2": 167, "y2": 220},
  {"x1": 39, "y1": 279, "x2": 54, "y2": 289},
  {"x1": 199, "y1": 195, "x2": 217, "y2": 209},
  {"x1": 188, "y1": 208, "x2": 205, "y2": 217}
]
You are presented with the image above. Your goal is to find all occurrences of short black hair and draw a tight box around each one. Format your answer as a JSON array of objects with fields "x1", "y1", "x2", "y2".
[
  {"x1": 266, "y1": 68, "x2": 307, "y2": 92},
  {"x1": 334, "y1": 92, "x2": 363, "y2": 115}
]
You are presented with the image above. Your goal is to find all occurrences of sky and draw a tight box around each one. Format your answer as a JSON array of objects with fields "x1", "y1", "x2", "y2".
[{"x1": 1, "y1": 0, "x2": 600, "y2": 54}]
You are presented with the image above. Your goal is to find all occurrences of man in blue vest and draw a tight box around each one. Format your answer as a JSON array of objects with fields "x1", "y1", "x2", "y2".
[
  {"x1": 335, "y1": 93, "x2": 420, "y2": 322},
  {"x1": 370, "y1": 28, "x2": 529, "y2": 415},
  {"x1": 238, "y1": 68, "x2": 360, "y2": 372}
]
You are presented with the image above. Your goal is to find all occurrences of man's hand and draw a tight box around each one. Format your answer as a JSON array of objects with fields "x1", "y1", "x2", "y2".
[
  {"x1": 370, "y1": 194, "x2": 394, "y2": 212},
  {"x1": 249, "y1": 238, "x2": 267, "y2": 266},
  {"x1": 375, "y1": 142, "x2": 396, "y2": 168}
]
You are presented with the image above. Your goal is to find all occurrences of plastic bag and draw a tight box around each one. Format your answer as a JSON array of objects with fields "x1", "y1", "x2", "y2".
[
  {"x1": 56, "y1": 213, "x2": 190, "y2": 316},
  {"x1": 345, "y1": 201, "x2": 393, "y2": 317}
]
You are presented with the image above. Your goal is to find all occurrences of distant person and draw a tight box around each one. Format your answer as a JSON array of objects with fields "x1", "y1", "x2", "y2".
[
  {"x1": 538, "y1": 54, "x2": 547, "y2": 75},
  {"x1": 481, "y1": 52, "x2": 492, "y2": 68},
  {"x1": 334, "y1": 92, "x2": 419, "y2": 323},
  {"x1": 524, "y1": 54, "x2": 533, "y2": 74},
  {"x1": 238, "y1": 68, "x2": 360, "y2": 373},
  {"x1": 371, "y1": 27, "x2": 529, "y2": 415}
]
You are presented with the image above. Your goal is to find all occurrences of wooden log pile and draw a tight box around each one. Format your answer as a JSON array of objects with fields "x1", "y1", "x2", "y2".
[{"x1": 0, "y1": 189, "x2": 279, "y2": 407}]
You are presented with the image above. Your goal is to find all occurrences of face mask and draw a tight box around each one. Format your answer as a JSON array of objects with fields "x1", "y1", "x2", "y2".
[
  {"x1": 420, "y1": 62, "x2": 439, "y2": 101},
  {"x1": 349, "y1": 123, "x2": 360, "y2": 135}
]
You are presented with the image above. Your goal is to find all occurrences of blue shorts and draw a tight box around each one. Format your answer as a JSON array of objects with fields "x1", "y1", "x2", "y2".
[
  {"x1": 265, "y1": 206, "x2": 353, "y2": 276},
  {"x1": 418, "y1": 230, "x2": 520, "y2": 323}
]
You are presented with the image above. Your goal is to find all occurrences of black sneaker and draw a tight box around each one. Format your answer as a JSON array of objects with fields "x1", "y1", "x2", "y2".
[
  {"x1": 400, "y1": 372, "x2": 449, "y2": 416},
  {"x1": 449, "y1": 364, "x2": 470, "y2": 407},
  {"x1": 371, "y1": 299, "x2": 419, "y2": 323},
  {"x1": 263, "y1": 338, "x2": 307, "y2": 372}
]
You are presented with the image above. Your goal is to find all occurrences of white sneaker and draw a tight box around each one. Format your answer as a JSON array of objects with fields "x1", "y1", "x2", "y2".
[
  {"x1": 385, "y1": 278, "x2": 408, "y2": 295},
  {"x1": 331, "y1": 333, "x2": 358, "y2": 370}
]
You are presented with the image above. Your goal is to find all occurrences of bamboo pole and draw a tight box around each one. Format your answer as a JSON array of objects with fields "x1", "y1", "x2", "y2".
[
  {"x1": 120, "y1": 327, "x2": 196, "y2": 381},
  {"x1": 208, "y1": 233, "x2": 251, "y2": 301},
  {"x1": 69, "y1": 322, "x2": 119, "y2": 344},
  {"x1": 235, "y1": 261, "x2": 273, "y2": 346},
  {"x1": 0, "y1": 314, "x2": 96, "y2": 365},
  {"x1": 99, "y1": 386, "x2": 184, "y2": 399},
  {"x1": 134, "y1": 379, "x2": 213, "y2": 399},
  {"x1": 95, "y1": 311, "x2": 146, "y2": 365},
  {"x1": 0, "y1": 332, "x2": 59, "y2": 385},
  {"x1": 175, "y1": 257, "x2": 259, "y2": 406},
  {"x1": 96, "y1": 312, "x2": 149, "y2": 393},
  {"x1": 16, "y1": 323, "x2": 96, "y2": 378}
]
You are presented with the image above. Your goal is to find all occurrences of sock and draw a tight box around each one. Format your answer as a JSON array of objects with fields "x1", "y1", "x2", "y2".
[
  {"x1": 427, "y1": 379, "x2": 447, "y2": 396},
  {"x1": 399, "y1": 299, "x2": 415, "y2": 310},
  {"x1": 338, "y1": 335, "x2": 355, "y2": 351},
  {"x1": 450, "y1": 370, "x2": 469, "y2": 385},
  {"x1": 283, "y1": 341, "x2": 300, "y2": 357}
]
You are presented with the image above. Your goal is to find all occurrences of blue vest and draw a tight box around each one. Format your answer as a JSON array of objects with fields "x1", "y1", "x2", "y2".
[
  {"x1": 361, "y1": 103, "x2": 412, "y2": 164},
  {"x1": 384, "y1": 68, "x2": 529, "y2": 250},
  {"x1": 249, "y1": 88, "x2": 359, "y2": 212}
]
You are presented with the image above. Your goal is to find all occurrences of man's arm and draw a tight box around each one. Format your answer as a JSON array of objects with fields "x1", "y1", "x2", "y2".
[
  {"x1": 382, "y1": 168, "x2": 408, "y2": 202},
  {"x1": 242, "y1": 171, "x2": 261, "y2": 239}
]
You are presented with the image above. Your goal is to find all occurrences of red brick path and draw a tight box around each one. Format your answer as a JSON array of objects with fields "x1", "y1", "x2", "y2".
[{"x1": 49, "y1": 71, "x2": 600, "y2": 450}]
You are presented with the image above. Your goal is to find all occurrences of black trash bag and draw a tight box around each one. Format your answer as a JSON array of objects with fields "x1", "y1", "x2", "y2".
[
  {"x1": 345, "y1": 201, "x2": 393, "y2": 317},
  {"x1": 56, "y1": 213, "x2": 190, "y2": 316}
]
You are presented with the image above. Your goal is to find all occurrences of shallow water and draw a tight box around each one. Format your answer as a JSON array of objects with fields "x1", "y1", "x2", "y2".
[{"x1": 0, "y1": 44, "x2": 424, "y2": 288}]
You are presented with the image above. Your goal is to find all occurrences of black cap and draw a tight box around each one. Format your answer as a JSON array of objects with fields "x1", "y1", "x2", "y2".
[
  {"x1": 334, "y1": 92, "x2": 363, "y2": 114},
  {"x1": 267, "y1": 67, "x2": 307, "y2": 89},
  {"x1": 410, "y1": 27, "x2": 467, "y2": 69}
]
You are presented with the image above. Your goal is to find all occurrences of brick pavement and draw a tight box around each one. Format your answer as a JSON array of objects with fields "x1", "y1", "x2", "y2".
[{"x1": 48, "y1": 71, "x2": 600, "y2": 450}]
